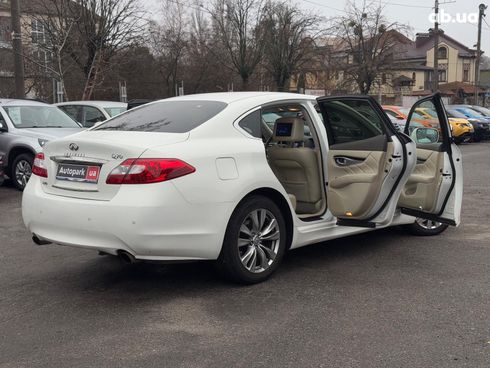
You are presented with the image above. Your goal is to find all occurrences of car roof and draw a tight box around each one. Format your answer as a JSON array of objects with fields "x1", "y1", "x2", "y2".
[
  {"x1": 55, "y1": 101, "x2": 127, "y2": 108},
  {"x1": 0, "y1": 99, "x2": 50, "y2": 107},
  {"x1": 164, "y1": 92, "x2": 316, "y2": 104}
]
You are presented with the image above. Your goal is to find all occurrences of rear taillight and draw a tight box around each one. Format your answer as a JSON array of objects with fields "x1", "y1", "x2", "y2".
[
  {"x1": 32, "y1": 152, "x2": 48, "y2": 178},
  {"x1": 106, "y1": 158, "x2": 195, "y2": 185}
]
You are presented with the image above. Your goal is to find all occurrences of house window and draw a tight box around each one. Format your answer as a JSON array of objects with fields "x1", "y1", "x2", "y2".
[
  {"x1": 31, "y1": 19, "x2": 47, "y2": 44},
  {"x1": 32, "y1": 49, "x2": 52, "y2": 71},
  {"x1": 0, "y1": 16, "x2": 11, "y2": 43},
  {"x1": 438, "y1": 69, "x2": 447, "y2": 82},
  {"x1": 438, "y1": 63, "x2": 448, "y2": 82},
  {"x1": 437, "y1": 46, "x2": 448, "y2": 59},
  {"x1": 463, "y1": 64, "x2": 470, "y2": 82}
]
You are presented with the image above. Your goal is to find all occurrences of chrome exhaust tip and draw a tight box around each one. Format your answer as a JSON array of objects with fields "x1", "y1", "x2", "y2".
[{"x1": 118, "y1": 250, "x2": 137, "y2": 264}]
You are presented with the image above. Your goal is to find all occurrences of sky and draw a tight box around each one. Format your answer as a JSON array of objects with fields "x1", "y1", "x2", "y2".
[
  {"x1": 150, "y1": 0, "x2": 490, "y2": 54},
  {"x1": 299, "y1": 0, "x2": 490, "y2": 53}
]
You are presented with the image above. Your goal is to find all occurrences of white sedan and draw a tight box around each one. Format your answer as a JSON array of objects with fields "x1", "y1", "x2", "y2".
[
  {"x1": 55, "y1": 101, "x2": 127, "y2": 128},
  {"x1": 22, "y1": 92, "x2": 462, "y2": 283}
]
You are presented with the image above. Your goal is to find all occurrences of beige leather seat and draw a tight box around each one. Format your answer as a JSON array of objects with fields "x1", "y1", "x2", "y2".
[{"x1": 267, "y1": 118, "x2": 323, "y2": 214}]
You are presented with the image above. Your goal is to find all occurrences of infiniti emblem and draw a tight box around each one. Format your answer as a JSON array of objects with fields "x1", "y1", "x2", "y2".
[{"x1": 69, "y1": 143, "x2": 79, "y2": 151}]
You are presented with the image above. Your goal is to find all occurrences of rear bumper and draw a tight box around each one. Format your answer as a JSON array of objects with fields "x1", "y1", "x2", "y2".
[{"x1": 22, "y1": 176, "x2": 233, "y2": 260}]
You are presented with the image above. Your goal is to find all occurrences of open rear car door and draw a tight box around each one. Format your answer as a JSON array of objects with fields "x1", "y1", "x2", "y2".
[
  {"x1": 398, "y1": 93, "x2": 463, "y2": 226},
  {"x1": 317, "y1": 96, "x2": 416, "y2": 228}
]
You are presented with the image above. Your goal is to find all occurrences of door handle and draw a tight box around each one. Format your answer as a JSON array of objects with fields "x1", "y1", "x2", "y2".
[{"x1": 334, "y1": 156, "x2": 364, "y2": 166}]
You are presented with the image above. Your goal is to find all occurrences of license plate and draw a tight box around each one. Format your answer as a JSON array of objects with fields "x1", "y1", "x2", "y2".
[{"x1": 56, "y1": 164, "x2": 100, "y2": 183}]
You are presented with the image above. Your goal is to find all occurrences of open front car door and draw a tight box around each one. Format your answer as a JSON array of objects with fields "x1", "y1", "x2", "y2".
[
  {"x1": 398, "y1": 93, "x2": 463, "y2": 226},
  {"x1": 317, "y1": 96, "x2": 416, "y2": 228}
]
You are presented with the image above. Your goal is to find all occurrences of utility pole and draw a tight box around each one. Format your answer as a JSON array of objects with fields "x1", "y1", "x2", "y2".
[
  {"x1": 433, "y1": 0, "x2": 439, "y2": 92},
  {"x1": 10, "y1": 0, "x2": 25, "y2": 98},
  {"x1": 474, "y1": 4, "x2": 487, "y2": 105}
]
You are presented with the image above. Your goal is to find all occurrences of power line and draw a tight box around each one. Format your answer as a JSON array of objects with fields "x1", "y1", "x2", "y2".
[
  {"x1": 379, "y1": 1, "x2": 433, "y2": 9},
  {"x1": 301, "y1": 0, "x2": 345, "y2": 13},
  {"x1": 484, "y1": 17, "x2": 490, "y2": 30}
]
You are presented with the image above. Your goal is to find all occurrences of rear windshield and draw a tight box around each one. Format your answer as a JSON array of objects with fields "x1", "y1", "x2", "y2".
[{"x1": 94, "y1": 100, "x2": 227, "y2": 133}]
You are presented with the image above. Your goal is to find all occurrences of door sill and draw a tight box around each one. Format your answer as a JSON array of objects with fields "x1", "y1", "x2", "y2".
[{"x1": 336, "y1": 218, "x2": 376, "y2": 228}]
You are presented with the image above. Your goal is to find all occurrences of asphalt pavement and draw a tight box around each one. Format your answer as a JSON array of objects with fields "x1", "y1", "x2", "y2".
[{"x1": 0, "y1": 143, "x2": 489, "y2": 368}]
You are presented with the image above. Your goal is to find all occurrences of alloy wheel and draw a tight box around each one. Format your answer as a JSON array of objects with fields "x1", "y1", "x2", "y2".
[
  {"x1": 415, "y1": 218, "x2": 442, "y2": 230},
  {"x1": 238, "y1": 209, "x2": 280, "y2": 273},
  {"x1": 15, "y1": 159, "x2": 32, "y2": 188}
]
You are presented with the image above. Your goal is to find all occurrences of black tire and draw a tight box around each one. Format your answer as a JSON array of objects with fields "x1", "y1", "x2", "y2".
[
  {"x1": 403, "y1": 218, "x2": 449, "y2": 236},
  {"x1": 10, "y1": 153, "x2": 34, "y2": 191},
  {"x1": 216, "y1": 195, "x2": 288, "y2": 284}
]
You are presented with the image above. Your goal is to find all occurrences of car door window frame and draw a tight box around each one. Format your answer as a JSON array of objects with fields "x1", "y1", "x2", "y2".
[
  {"x1": 317, "y1": 96, "x2": 399, "y2": 151},
  {"x1": 404, "y1": 93, "x2": 452, "y2": 153},
  {"x1": 401, "y1": 93, "x2": 458, "y2": 222}
]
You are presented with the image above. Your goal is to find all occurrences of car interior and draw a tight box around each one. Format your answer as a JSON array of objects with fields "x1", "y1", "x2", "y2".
[
  {"x1": 398, "y1": 100, "x2": 446, "y2": 213},
  {"x1": 260, "y1": 104, "x2": 327, "y2": 218},
  {"x1": 317, "y1": 99, "x2": 399, "y2": 222},
  {"x1": 253, "y1": 98, "x2": 448, "y2": 222}
]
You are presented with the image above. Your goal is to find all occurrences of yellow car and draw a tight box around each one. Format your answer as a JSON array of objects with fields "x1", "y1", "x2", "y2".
[
  {"x1": 416, "y1": 107, "x2": 473, "y2": 143},
  {"x1": 446, "y1": 112, "x2": 474, "y2": 144}
]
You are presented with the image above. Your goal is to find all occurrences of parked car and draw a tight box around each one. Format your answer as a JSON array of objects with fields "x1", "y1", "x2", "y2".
[
  {"x1": 447, "y1": 105, "x2": 490, "y2": 141},
  {"x1": 55, "y1": 101, "x2": 127, "y2": 128},
  {"x1": 465, "y1": 104, "x2": 490, "y2": 117},
  {"x1": 386, "y1": 114, "x2": 406, "y2": 131},
  {"x1": 0, "y1": 154, "x2": 4, "y2": 186},
  {"x1": 0, "y1": 99, "x2": 83, "y2": 190},
  {"x1": 127, "y1": 99, "x2": 152, "y2": 110},
  {"x1": 382, "y1": 105, "x2": 433, "y2": 127},
  {"x1": 443, "y1": 109, "x2": 474, "y2": 143},
  {"x1": 23, "y1": 92, "x2": 462, "y2": 283}
]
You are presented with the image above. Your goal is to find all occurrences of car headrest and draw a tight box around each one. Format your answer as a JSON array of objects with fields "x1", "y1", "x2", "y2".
[{"x1": 272, "y1": 117, "x2": 304, "y2": 142}]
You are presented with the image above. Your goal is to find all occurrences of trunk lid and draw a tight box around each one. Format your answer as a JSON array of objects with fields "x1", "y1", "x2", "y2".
[{"x1": 41, "y1": 131, "x2": 189, "y2": 200}]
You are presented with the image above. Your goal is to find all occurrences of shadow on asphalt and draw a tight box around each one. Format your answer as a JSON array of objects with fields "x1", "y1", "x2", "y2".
[
  {"x1": 66, "y1": 226, "x2": 411, "y2": 297},
  {"x1": 1, "y1": 174, "x2": 418, "y2": 295}
]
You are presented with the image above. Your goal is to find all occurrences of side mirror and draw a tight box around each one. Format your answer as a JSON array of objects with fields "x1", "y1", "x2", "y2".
[
  {"x1": 0, "y1": 121, "x2": 7, "y2": 132},
  {"x1": 411, "y1": 127, "x2": 440, "y2": 144}
]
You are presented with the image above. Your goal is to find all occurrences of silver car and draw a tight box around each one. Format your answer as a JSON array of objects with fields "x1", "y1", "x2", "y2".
[{"x1": 0, "y1": 99, "x2": 83, "y2": 190}]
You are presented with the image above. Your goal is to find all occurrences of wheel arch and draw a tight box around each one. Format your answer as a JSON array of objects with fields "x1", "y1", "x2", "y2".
[
  {"x1": 234, "y1": 187, "x2": 295, "y2": 251},
  {"x1": 7, "y1": 146, "x2": 36, "y2": 172}
]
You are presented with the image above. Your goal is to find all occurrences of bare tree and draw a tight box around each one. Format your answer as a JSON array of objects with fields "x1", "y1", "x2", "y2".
[
  {"x1": 150, "y1": 0, "x2": 188, "y2": 97},
  {"x1": 262, "y1": 1, "x2": 320, "y2": 91},
  {"x1": 328, "y1": 1, "x2": 409, "y2": 95},
  {"x1": 186, "y1": 7, "x2": 218, "y2": 93},
  {"x1": 68, "y1": 0, "x2": 146, "y2": 100},
  {"x1": 210, "y1": 0, "x2": 267, "y2": 90},
  {"x1": 26, "y1": 0, "x2": 79, "y2": 100}
]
